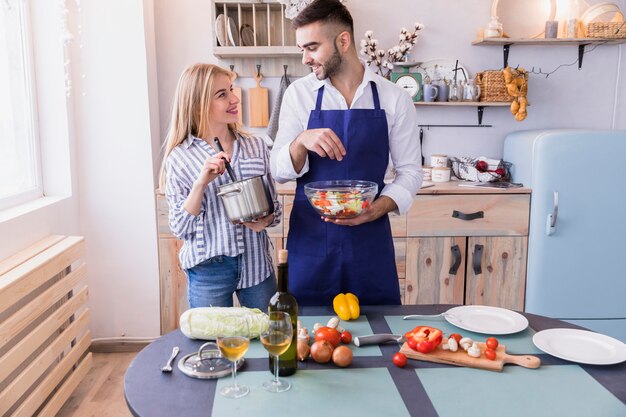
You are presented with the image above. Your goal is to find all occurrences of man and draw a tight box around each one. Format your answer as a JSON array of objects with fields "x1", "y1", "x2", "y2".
[{"x1": 270, "y1": 0, "x2": 422, "y2": 306}]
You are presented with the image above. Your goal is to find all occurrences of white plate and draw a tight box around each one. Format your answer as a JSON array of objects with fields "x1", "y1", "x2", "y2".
[
  {"x1": 533, "y1": 328, "x2": 626, "y2": 365},
  {"x1": 215, "y1": 14, "x2": 227, "y2": 47},
  {"x1": 414, "y1": 59, "x2": 469, "y2": 84},
  {"x1": 227, "y1": 17, "x2": 238, "y2": 46},
  {"x1": 444, "y1": 305, "x2": 529, "y2": 335}
]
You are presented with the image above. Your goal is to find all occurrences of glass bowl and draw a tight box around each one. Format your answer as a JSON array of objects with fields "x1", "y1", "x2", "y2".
[{"x1": 303, "y1": 180, "x2": 378, "y2": 219}]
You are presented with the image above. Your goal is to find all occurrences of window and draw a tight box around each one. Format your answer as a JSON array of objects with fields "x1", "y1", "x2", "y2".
[{"x1": 0, "y1": 0, "x2": 41, "y2": 211}]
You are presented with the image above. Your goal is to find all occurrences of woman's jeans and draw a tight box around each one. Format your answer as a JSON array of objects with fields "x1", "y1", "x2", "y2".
[{"x1": 185, "y1": 255, "x2": 276, "y2": 310}]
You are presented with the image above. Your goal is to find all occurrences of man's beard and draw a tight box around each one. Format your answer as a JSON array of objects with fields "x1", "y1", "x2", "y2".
[{"x1": 316, "y1": 45, "x2": 342, "y2": 80}]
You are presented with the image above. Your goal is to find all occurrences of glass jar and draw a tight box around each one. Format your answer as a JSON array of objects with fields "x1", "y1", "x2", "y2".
[{"x1": 485, "y1": 16, "x2": 503, "y2": 38}]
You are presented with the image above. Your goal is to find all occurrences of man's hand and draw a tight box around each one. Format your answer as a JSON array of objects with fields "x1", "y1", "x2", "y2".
[
  {"x1": 295, "y1": 128, "x2": 346, "y2": 160},
  {"x1": 289, "y1": 128, "x2": 346, "y2": 173},
  {"x1": 322, "y1": 196, "x2": 397, "y2": 226}
]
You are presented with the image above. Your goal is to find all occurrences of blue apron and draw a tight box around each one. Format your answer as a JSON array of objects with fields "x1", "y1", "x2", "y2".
[{"x1": 287, "y1": 81, "x2": 400, "y2": 306}]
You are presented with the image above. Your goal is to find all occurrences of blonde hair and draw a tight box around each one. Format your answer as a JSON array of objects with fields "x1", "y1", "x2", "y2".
[{"x1": 158, "y1": 63, "x2": 244, "y2": 191}]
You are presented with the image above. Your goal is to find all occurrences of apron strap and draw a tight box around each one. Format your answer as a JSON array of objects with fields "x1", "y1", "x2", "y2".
[
  {"x1": 315, "y1": 86, "x2": 325, "y2": 111},
  {"x1": 370, "y1": 81, "x2": 381, "y2": 110}
]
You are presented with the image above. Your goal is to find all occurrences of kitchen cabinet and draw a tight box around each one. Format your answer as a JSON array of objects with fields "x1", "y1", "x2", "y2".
[
  {"x1": 210, "y1": 0, "x2": 308, "y2": 77},
  {"x1": 156, "y1": 182, "x2": 531, "y2": 333},
  {"x1": 404, "y1": 190, "x2": 530, "y2": 310}
]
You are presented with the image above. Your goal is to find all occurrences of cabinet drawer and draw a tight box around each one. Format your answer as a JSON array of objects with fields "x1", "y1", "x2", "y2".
[{"x1": 407, "y1": 194, "x2": 530, "y2": 237}]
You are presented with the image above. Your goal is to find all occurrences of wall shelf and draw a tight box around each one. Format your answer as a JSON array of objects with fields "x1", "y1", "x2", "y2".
[
  {"x1": 472, "y1": 37, "x2": 626, "y2": 69},
  {"x1": 213, "y1": 46, "x2": 302, "y2": 58},
  {"x1": 415, "y1": 101, "x2": 511, "y2": 124}
]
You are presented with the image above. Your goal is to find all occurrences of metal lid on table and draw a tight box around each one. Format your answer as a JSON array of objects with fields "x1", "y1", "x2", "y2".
[{"x1": 177, "y1": 342, "x2": 244, "y2": 379}]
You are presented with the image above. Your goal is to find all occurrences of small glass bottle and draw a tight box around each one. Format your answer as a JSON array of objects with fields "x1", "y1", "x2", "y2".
[{"x1": 566, "y1": 0, "x2": 580, "y2": 38}]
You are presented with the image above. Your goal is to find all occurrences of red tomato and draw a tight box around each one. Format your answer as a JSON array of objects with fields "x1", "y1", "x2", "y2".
[
  {"x1": 484, "y1": 347, "x2": 497, "y2": 361},
  {"x1": 407, "y1": 338, "x2": 418, "y2": 351},
  {"x1": 392, "y1": 352, "x2": 407, "y2": 368},
  {"x1": 315, "y1": 327, "x2": 342, "y2": 348},
  {"x1": 449, "y1": 333, "x2": 463, "y2": 344},
  {"x1": 340, "y1": 330, "x2": 352, "y2": 344},
  {"x1": 486, "y1": 337, "x2": 499, "y2": 350}
]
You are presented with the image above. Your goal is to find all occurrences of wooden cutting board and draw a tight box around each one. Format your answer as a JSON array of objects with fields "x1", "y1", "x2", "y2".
[
  {"x1": 399, "y1": 342, "x2": 540, "y2": 372},
  {"x1": 230, "y1": 68, "x2": 243, "y2": 125},
  {"x1": 248, "y1": 72, "x2": 269, "y2": 127}
]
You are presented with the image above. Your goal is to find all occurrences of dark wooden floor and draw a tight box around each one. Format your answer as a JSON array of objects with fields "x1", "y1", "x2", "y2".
[{"x1": 56, "y1": 352, "x2": 136, "y2": 417}]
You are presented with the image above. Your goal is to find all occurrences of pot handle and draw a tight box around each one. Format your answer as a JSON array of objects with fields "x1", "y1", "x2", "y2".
[{"x1": 217, "y1": 186, "x2": 242, "y2": 197}]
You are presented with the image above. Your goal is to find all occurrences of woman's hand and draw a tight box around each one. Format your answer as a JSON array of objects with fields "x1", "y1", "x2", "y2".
[
  {"x1": 196, "y1": 151, "x2": 230, "y2": 187},
  {"x1": 243, "y1": 214, "x2": 274, "y2": 232}
]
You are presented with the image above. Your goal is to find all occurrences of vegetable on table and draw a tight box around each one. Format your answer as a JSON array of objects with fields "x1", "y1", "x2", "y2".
[
  {"x1": 310, "y1": 340, "x2": 334, "y2": 363},
  {"x1": 332, "y1": 345, "x2": 353, "y2": 367},
  {"x1": 404, "y1": 326, "x2": 443, "y2": 354},
  {"x1": 392, "y1": 352, "x2": 407, "y2": 368},
  {"x1": 315, "y1": 326, "x2": 342, "y2": 348},
  {"x1": 179, "y1": 307, "x2": 268, "y2": 340},
  {"x1": 333, "y1": 293, "x2": 360, "y2": 321}
]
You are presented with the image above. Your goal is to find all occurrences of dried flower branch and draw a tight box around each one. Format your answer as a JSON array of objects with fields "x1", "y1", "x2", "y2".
[{"x1": 360, "y1": 22, "x2": 424, "y2": 78}]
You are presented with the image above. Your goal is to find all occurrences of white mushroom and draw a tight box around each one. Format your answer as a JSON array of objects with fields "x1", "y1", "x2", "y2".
[
  {"x1": 467, "y1": 343, "x2": 481, "y2": 358},
  {"x1": 459, "y1": 337, "x2": 474, "y2": 351},
  {"x1": 313, "y1": 322, "x2": 324, "y2": 332},
  {"x1": 447, "y1": 337, "x2": 459, "y2": 352},
  {"x1": 326, "y1": 316, "x2": 340, "y2": 329}
]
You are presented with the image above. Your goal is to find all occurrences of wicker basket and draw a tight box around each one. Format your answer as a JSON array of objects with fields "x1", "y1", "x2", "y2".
[
  {"x1": 475, "y1": 68, "x2": 528, "y2": 102},
  {"x1": 587, "y1": 21, "x2": 626, "y2": 38}
]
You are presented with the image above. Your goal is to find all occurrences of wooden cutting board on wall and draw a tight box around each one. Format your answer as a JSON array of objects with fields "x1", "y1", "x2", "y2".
[
  {"x1": 248, "y1": 72, "x2": 269, "y2": 127},
  {"x1": 230, "y1": 66, "x2": 243, "y2": 125}
]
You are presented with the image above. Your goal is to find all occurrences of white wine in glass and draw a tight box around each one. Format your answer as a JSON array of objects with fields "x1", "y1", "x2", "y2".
[
  {"x1": 217, "y1": 321, "x2": 250, "y2": 398},
  {"x1": 261, "y1": 311, "x2": 293, "y2": 392}
]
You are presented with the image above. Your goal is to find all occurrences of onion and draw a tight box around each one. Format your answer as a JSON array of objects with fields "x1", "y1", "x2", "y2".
[
  {"x1": 332, "y1": 345, "x2": 353, "y2": 367},
  {"x1": 310, "y1": 340, "x2": 333, "y2": 363}
]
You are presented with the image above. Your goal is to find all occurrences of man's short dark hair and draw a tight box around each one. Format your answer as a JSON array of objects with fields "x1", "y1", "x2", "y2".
[{"x1": 292, "y1": 0, "x2": 353, "y2": 35}]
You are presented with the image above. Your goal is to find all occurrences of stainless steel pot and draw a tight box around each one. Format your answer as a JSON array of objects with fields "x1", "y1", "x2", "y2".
[{"x1": 217, "y1": 175, "x2": 273, "y2": 224}]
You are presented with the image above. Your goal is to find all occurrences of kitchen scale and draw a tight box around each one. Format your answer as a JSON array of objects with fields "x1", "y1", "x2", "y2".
[{"x1": 390, "y1": 61, "x2": 422, "y2": 102}]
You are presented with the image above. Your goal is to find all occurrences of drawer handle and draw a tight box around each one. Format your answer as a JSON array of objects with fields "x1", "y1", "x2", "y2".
[
  {"x1": 472, "y1": 244, "x2": 484, "y2": 275},
  {"x1": 452, "y1": 210, "x2": 484, "y2": 221},
  {"x1": 449, "y1": 244, "x2": 462, "y2": 275}
]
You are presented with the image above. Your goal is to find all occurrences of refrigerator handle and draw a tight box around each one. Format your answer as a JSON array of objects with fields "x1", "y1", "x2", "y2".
[{"x1": 546, "y1": 191, "x2": 559, "y2": 236}]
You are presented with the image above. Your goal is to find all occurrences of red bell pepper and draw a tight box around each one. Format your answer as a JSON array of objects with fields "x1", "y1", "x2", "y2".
[{"x1": 404, "y1": 326, "x2": 443, "y2": 353}]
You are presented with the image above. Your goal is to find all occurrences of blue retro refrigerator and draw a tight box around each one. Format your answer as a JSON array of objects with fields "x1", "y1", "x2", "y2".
[{"x1": 504, "y1": 129, "x2": 626, "y2": 342}]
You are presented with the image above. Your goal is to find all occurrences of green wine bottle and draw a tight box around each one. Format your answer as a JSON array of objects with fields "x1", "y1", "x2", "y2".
[{"x1": 268, "y1": 249, "x2": 298, "y2": 376}]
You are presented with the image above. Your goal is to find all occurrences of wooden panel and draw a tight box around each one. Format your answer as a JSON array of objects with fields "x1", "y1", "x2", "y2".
[
  {"x1": 159, "y1": 238, "x2": 188, "y2": 335},
  {"x1": 282, "y1": 195, "x2": 294, "y2": 236},
  {"x1": 0, "y1": 236, "x2": 85, "y2": 314},
  {"x1": 465, "y1": 236, "x2": 528, "y2": 310},
  {"x1": 0, "y1": 286, "x2": 89, "y2": 384},
  {"x1": 389, "y1": 211, "x2": 407, "y2": 237},
  {"x1": 0, "y1": 263, "x2": 86, "y2": 347},
  {"x1": 9, "y1": 332, "x2": 91, "y2": 417},
  {"x1": 156, "y1": 193, "x2": 171, "y2": 235},
  {"x1": 0, "y1": 310, "x2": 90, "y2": 414},
  {"x1": 405, "y1": 237, "x2": 466, "y2": 305},
  {"x1": 416, "y1": 182, "x2": 531, "y2": 195},
  {"x1": 37, "y1": 353, "x2": 93, "y2": 417},
  {"x1": 407, "y1": 194, "x2": 530, "y2": 237},
  {"x1": 394, "y1": 239, "x2": 406, "y2": 280},
  {"x1": 0, "y1": 236, "x2": 64, "y2": 276}
]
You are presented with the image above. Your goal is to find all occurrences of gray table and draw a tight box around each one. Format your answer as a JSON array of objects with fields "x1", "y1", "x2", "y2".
[{"x1": 124, "y1": 305, "x2": 626, "y2": 417}]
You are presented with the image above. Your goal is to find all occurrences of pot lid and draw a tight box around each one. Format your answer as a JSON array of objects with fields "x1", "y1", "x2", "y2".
[{"x1": 177, "y1": 342, "x2": 244, "y2": 379}]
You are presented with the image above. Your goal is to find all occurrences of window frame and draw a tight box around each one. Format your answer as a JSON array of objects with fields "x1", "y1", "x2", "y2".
[{"x1": 0, "y1": 0, "x2": 43, "y2": 211}]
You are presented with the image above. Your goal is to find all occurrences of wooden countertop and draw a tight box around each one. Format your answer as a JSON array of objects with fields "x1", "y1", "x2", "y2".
[{"x1": 275, "y1": 180, "x2": 531, "y2": 195}]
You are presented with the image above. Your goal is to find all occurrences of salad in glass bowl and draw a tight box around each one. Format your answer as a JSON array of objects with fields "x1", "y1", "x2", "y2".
[{"x1": 303, "y1": 180, "x2": 378, "y2": 219}]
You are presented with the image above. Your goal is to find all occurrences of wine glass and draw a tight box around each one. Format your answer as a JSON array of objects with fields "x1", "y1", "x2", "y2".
[
  {"x1": 216, "y1": 319, "x2": 250, "y2": 398},
  {"x1": 260, "y1": 311, "x2": 293, "y2": 392}
]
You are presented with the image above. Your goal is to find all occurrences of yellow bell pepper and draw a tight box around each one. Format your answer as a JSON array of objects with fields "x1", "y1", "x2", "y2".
[{"x1": 333, "y1": 293, "x2": 360, "y2": 321}]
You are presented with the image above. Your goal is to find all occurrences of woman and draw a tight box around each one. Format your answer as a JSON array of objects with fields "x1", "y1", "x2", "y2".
[{"x1": 159, "y1": 63, "x2": 280, "y2": 309}]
